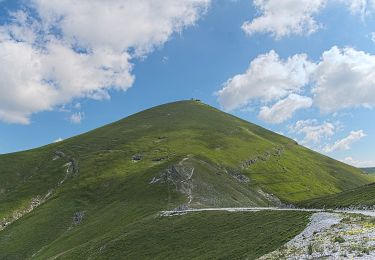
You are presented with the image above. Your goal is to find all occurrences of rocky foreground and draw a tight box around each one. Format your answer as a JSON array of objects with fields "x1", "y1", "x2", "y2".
[
  {"x1": 260, "y1": 212, "x2": 375, "y2": 259},
  {"x1": 160, "y1": 207, "x2": 375, "y2": 259}
]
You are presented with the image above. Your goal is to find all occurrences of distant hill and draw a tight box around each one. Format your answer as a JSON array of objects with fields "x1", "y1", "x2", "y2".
[
  {"x1": 362, "y1": 167, "x2": 375, "y2": 174},
  {"x1": 0, "y1": 100, "x2": 372, "y2": 258}
]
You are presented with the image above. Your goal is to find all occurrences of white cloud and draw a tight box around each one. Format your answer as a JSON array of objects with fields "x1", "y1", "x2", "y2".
[
  {"x1": 242, "y1": 0, "x2": 375, "y2": 39},
  {"x1": 313, "y1": 46, "x2": 375, "y2": 113},
  {"x1": 342, "y1": 156, "x2": 375, "y2": 168},
  {"x1": 0, "y1": 34, "x2": 134, "y2": 124},
  {"x1": 289, "y1": 119, "x2": 336, "y2": 144},
  {"x1": 0, "y1": 0, "x2": 210, "y2": 124},
  {"x1": 54, "y1": 138, "x2": 63, "y2": 143},
  {"x1": 242, "y1": 0, "x2": 326, "y2": 38},
  {"x1": 258, "y1": 94, "x2": 312, "y2": 124},
  {"x1": 371, "y1": 32, "x2": 375, "y2": 43},
  {"x1": 32, "y1": 0, "x2": 210, "y2": 56},
  {"x1": 343, "y1": 0, "x2": 375, "y2": 18},
  {"x1": 323, "y1": 130, "x2": 366, "y2": 153},
  {"x1": 217, "y1": 50, "x2": 315, "y2": 111},
  {"x1": 218, "y1": 46, "x2": 375, "y2": 120},
  {"x1": 70, "y1": 112, "x2": 84, "y2": 124}
]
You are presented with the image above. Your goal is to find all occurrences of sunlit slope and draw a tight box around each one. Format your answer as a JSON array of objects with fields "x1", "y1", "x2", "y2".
[
  {"x1": 0, "y1": 100, "x2": 372, "y2": 216},
  {"x1": 0, "y1": 100, "x2": 372, "y2": 258},
  {"x1": 301, "y1": 182, "x2": 375, "y2": 209}
]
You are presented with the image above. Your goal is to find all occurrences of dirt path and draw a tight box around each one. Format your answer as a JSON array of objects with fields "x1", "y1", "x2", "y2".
[{"x1": 160, "y1": 207, "x2": 375, "y2": 217}]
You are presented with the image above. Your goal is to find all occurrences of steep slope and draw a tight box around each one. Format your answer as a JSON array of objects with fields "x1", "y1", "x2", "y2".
[
  {"x1": 0, "y1": 100, "x2": 372, "y2": 258},
  {"x1": 301, "y1": 182, "x2": 375, "y2": 209}
]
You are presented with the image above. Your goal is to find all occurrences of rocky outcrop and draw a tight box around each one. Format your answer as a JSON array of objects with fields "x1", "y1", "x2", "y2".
[
  {"x1": 54, "y1": 151, "x2": 79, "y2": 176},
  {"x1": 226, "y1": 169, "x2": 250, "y2": 183},
  {"x1": 241, "y1": 146, "x2": 284, "y2": 169},
  {"x1": 132, "y1": 154, "x2": 143, "y2": 161},
  {"x1": 54, "y1": 150, "x2": 79, "y2": 185},
  {"x1": 150, "y1": 157, "x2": 286, "y2": 208},
  {"x1": 257, "y1": 189, "x2": 286, "y2": 208},
  {"x1": 150, "y1": 158, "x2": 195, "y2": 205},
  {"x1": 1, "y1": 150, "x2": 79, "y2": 232},
  {"x1": 260, "y1": 213, "x2": 375, "y2": 259},
  {"x1": 0, "y1": 190, "x2": 53, "y2": 231},
  {"x1": 73, "y1": 211, "x2": 85, "y2": 225}
]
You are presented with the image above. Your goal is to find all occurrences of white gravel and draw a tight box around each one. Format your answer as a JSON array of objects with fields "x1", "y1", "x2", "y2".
[
  {"x1": 260, "y1": 213, "x2": 375, "y2": 259},
  {"x1": 287, "y1": 212, "x2": 342, "y2": 248},
  {"x1": 160, "y1": 207, "x2": 375, "y2": 217}
]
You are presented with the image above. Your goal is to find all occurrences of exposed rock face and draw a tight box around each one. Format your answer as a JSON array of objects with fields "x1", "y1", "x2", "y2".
[
  {"x1": 1, "y1": 151, "x2": 80, "y2": 232},
  {"x1": 54, "y1": 151, "x2": 79, "y2": 176},
  {"x1": 150, "y1": 157, "x2": 285, "y2": 208},
  {"x1": 54, "y1": 150, "x2": 79, "y2": 186},
  {"x1": 150, "y1": 158, "x2": 195, "y2": 205},
  {"x1": 73, "y1": 211, "x2": 85, "y2": 225},
  {"x1": 0, "y1": 190, "x2": 53, "y2": 231},
  {"x1": 227, "y1": 169, "x2": 250, "y2": 183},
  {"x1": 132, "y1": 155, "x2": 143, "y2": 161},
  {"x1": 257, "y1": 189, "x2": 286, "y2": 208},
  {"x1": 241, "y1": 146, "x2": 284, "y2": 169}
]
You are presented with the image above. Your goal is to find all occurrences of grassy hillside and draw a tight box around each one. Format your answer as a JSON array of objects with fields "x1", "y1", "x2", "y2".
[
  {"x1": 32, "y1": 211, "x2": 311, "y2": 259},
  {"x1": 301, "y1": 183, "x2": 375, "y2": 209},
  {"x1": 0, "y1": 100, "x2": 372, "y2": 258}
]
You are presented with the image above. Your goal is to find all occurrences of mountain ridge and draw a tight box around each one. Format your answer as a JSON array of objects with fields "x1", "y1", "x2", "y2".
[{"x1": 0, "y1": 100, "x2": 373, "y2": 258}]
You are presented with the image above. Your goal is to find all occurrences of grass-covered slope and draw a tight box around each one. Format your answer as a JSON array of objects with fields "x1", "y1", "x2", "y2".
[
  {"x1": 0, "y1": 100, "x2": 372, "y2": 258},
  {"x1": 301, "y1": 183, "x2": 375, "y2": 209},
  {"x1": 36, "y1": 211, "x2": 311, "y2": 259}
]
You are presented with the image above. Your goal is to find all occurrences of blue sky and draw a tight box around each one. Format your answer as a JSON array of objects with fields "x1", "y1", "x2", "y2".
[{"x1": 0, "y1": 0, "x2": 375, "y2": 167}]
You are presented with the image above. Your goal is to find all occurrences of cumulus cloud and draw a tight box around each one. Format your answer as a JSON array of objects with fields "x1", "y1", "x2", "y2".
[
  {"x1": 313, "y1": 46, "x2": 375, "y2": 113},
  {"x1": 323, "y1": 130, "x2": 366, "y2": 153},
  {"x1": 242, "y1": 0, "x2": 326, "y2": 38},
  {"x1": 289, "y1": 119, "x2": 336, "y2": 144},
  {"x1": 216, "y1": 50, "x2": 315, "y2": 111},
  {"x1": 218, "y1": 46, "x2": 375, "y2": 122},
  {"x1": 242, "y1": 0, "x2": 375, "y2": 39},
  {"x1": 32, "y1": 0, "x2": 210, "y2": 56},
  {"x1": 0, "y1": 0, "x2": 210, "y2": 124},
  {"x1": 258, "y1": 94, "x2": 312, "y2": 124},
  {"x1": 342, "y1": 156, "x2": 375, "y2": 168},
  {"x1": 70, "y1": 112, "x2": 84, "y2": 124},
  {"x1": 343, "y1": 0, "x2": 375, "y2": 18}
]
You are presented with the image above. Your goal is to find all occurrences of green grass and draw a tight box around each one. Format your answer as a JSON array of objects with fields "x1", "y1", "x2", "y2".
[
  {"x1": 0, "y1": 100, "x2": 372, "y2": 258},
  {"x1": 300, "y1": 183, "x2": 375, "y2": 209},
  {"x1": 334, "y1": 236, "x2": 345, "y2": 243},
  {"x1": 34, "y1": 211, "x2": 311, "y2": 259}
]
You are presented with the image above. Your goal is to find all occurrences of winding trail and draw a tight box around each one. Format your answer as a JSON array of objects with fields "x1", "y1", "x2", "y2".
[{"x1": 160, "y1": 207, "x2": 375, "y2": 217}]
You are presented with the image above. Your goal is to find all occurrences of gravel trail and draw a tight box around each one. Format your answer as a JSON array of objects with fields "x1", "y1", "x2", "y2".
[{"x1": 160, "y1": 207, "x2": 375, "y2": 217}]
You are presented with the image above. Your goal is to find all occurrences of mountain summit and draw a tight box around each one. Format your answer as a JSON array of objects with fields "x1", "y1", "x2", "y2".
[{"x1": 0, "y1": 100, "x2": 372, "y2": 258}]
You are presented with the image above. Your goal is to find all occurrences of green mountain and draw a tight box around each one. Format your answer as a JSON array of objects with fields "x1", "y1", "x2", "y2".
[
  {"x1": 362, "y1": 167, "x2": 375, "y2": 174},
  {"x1": 0, "y1": 100, "x2": 372, "y2": 259}
]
